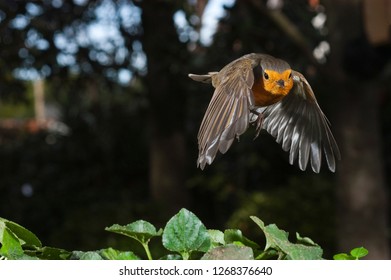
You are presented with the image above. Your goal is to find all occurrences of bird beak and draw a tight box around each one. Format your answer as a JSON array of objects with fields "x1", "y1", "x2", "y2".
[{"x1": 276, "y1": 79, "x2": 285, "y2": 87}]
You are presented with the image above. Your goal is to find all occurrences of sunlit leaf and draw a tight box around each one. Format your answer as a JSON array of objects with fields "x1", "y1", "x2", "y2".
[
  {"x1": 208, "y1": 229, "x2": 225, "y2": 248},
  {"x1": 162, "y1": 208, "x2": 210, "y2": 259},
  {"x1": 333, "y1": 253, "x2": 355, "y2": 260},
  {"x1": 350, "y1": 247, "x2": 368, "y2": 259},
  {"x1": 105, "y1": 220, "x2": 162, "y2": 244},
  {"x1": 100, "y1": 248, "x2": 140, "y2": 260},
  {"x1": 0, "y1": 218, "x2": 41, "y2": 248},
  {"x1": 0, "y1": 227, "x2": 23, "y2": 258},
  {"x1": 251, "y1": 216, "x2": 322, "y2": 260}
]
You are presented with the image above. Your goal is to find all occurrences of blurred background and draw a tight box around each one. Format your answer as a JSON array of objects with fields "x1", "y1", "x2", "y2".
[{"x1": 0, "y1": 0, "x2": 390, "y2": 259}]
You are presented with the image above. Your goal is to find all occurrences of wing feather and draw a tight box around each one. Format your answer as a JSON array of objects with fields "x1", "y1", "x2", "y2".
[
  {"x1": 261, "y1": 70, "x2": 340, "y2": 172},
  {"x1": 196, "y1": 58, "x2": 255, "y2": 169}
]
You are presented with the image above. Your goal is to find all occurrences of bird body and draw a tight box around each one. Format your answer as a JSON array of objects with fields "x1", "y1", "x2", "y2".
[{"x1": 189, "y1": 53, "x2": 340, "y2": 173}]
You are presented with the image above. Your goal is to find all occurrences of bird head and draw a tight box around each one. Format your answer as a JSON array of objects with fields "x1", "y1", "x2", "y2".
[{"x1": 261, "y1": 58, "x2": 294, "y2": 96}]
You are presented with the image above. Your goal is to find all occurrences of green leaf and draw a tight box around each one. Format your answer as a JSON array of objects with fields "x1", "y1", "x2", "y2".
[
  {"x1": 251, "y1": 216, "x2": 289, "y2": 251},
  {"x1": 255, "y1": 249, "x2": 279, "y2": 260},
  {"x1": 251, "y1": 216, "x2": 323, "y2": 260},
  {"x1": 333, "y1": 253, "x2": 355, "y2": 260},
  {"x1": 0, "y1": 218, "x2": 42, "y2": 259},
  {"x1": 333, "y1": 247, "x2": 368, "y2": 260},
  {"x1": 224, "y1": 229, "x2": 259, "y2": 249},
  {"x1": 250, "y1": 216, "x2": 266, "y2": 229},
  {"x1": 284, "y1": 243, "x2": 323, "y2": 260},
  {"x1": 26, "y1": 246, "x2": 71, "y2": 260},
  {"x1": 208, "y1": 229, "x2": 225, "y2": 248},
  {"x1": 80, "y1": 252, "x2": 104, "y2": 260},
  {"x1": 296, "y1": 232, "x2": 318, "y2": 246},
  {"x1": 71, "y1": 251, "x2": 104, "y2": 260},
  {"x1": 72, "y1": 249, "x2": 140, "y2": 260},
  {"x1": 0, "y1": 218, "x2": 41, "y2": 248},
  {"x1": 201, "y1": 244, "x2": 254, "y2": 260},
  {"x1": 0, "y1": 227, "x2": 23, "y2": 258},
  {"x1": 100, "y1": 248, "x2": 140, "y2": 260},
  {"x1": 162, "y1": 208, "x2": 211, "y2": 259},
  {"x1": 105, "y1": 220, "x2": 161, "y2": 244},
  {"x1": 350, "y1": 247, "x2": 368, "y2": 259},
  {"x1": 10, "y1": 254, "x2": 39, "y2": 260},
  {"x1": 106, "y1": 221, "x2": 160, "y2": 260}
]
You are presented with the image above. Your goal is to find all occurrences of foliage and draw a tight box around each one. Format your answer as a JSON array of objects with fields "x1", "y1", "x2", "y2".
[
  {"x1": 333, "y1": 247, "x2": 369, "y2": 260},
  {"x1": 0, "y1": 209, "x2": 366, "y2": 260}
]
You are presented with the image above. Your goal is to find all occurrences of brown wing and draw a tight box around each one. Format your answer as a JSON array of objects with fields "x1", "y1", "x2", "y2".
[
  {"x1": 196, "y1": 58, "x2": 255, "y2": 169},
  {"x1": 261, "y1": 70, "x2": 340, "y2": 172}
]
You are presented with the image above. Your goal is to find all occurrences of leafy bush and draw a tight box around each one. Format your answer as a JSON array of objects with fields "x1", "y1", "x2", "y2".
[{"x1": 0, "y1": 209, "x2": 367, "y2": 260}]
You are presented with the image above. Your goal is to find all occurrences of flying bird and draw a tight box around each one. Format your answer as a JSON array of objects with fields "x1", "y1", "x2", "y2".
[{"x1": 189, "y1": 53, "x2": 340, "y2": 173}]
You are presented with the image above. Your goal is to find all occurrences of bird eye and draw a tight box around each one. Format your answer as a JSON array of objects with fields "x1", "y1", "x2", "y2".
[
  {"x1": 263, "y1": 72, "x2": 269, "y2": 80},
  {"x1": 288, "y1": 72, "x2": 292, "y2": 79}
]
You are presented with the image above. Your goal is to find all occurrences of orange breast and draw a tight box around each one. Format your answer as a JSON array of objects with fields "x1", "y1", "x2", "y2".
[{"x1": 251, "y1": 79, "x2": 287, "y2": 106}]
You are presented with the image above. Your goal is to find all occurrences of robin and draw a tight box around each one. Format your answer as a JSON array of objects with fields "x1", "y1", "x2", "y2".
[{"x1": 189, "y1": 53, "x2": 340, "y2": 173}]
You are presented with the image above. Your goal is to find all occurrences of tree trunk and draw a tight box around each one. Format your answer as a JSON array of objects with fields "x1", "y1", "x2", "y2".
[
  {"x1": 336, "y1": 82, "x2": 389, "y2": 259},
  {"x1": 141, "y1": 1, "x2": 189, "y2": 216},
  {"x1": 324, "y1": 0, "x2": 390, "y2": 259},
  {"x1": 33, "y1": 79, "x2": 45, "y2": 124}
]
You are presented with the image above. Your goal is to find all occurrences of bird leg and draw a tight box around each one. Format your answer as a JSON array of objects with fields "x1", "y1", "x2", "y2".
[{"x1": 250, "y1": 109, "x2": 264, "y2": 139}]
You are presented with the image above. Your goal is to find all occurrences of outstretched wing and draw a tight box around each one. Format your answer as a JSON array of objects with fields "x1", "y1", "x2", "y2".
[
  {"x1": 194, "y1": 58, "x2": 255, "y2": 169},
  {"x1": 261, "y1": 70, "x2": 340, "y2": 172}
]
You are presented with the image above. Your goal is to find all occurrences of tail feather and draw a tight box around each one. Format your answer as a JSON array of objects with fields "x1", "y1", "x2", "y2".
[{"x1": 188, "y1": 72, "x2": 217, "y2": 84}]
